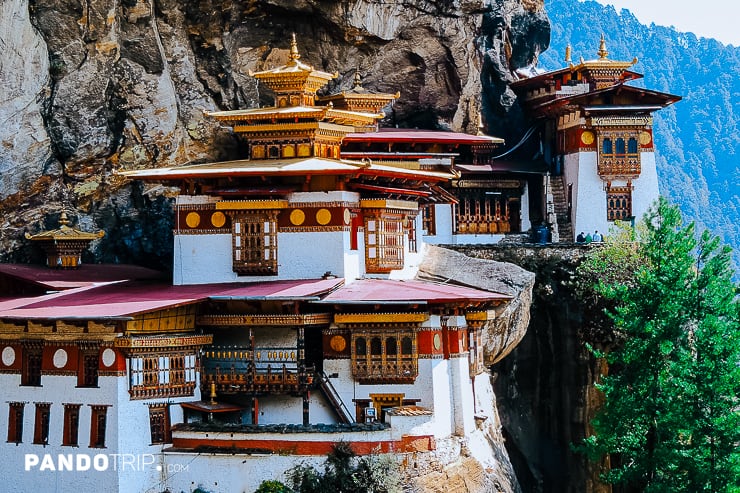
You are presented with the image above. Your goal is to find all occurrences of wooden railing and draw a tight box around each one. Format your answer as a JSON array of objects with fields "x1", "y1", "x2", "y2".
[
  {"x1": 352, "y1": 354, "x2": 417, "y2": 384},
  {"x1": 598, "y1": 153, "x2": 640, "y2": 177}
]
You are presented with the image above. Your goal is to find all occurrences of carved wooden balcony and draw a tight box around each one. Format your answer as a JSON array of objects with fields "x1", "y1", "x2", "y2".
[
  {"x1": 598, "y1": 153, "x2": 641, "y2": 178},
  {"x1": 351, "y1": 355, "x2": 418, "y2": 384}
]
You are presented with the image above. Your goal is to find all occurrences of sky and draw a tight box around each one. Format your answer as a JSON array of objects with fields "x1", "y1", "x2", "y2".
[{"x1": 591, "y1": 0, "x2": 740, "y2": 46}]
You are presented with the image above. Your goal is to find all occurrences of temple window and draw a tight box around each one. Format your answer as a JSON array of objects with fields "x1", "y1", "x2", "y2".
[
  {"x1": 129, "y1": 353, "x2": 197, "y2": 400},
  {"x1": 606, "y1": 185, "x2": 633, "y2": 221},
  {"x1": 628, "y1": 137, "x2": 638, "y2": 154},
  {"x1": 406, "y1": 218, "x2": 418, "y2": 253},
  {"x1": 268, "y1": 145, "x2": 280, "y2": 158},
  {"x1": 7, "y1": 402, "x2": 24, "y2": 443},
  {"x1": 78, "y1": 350, "x2": 99, "y2": 388},
  {"x1": 21, "y1": 345, "x2": 42, "y2": 387},
  {"x1": 350, "y1": 328, "x2": 418, "y2": 384},
  {"x1": 148, "y1": 405, "x2": 171, "y2": 444},
  {"x1": 89, "y1": 405, "x2": 109, "y2": 448},
  {"x1": 421, "y1": 205, "x2": 436, "y2": 236},
  {"x1": 33, "y1": 402, "x2": 51, "y2": 445},
  {"x1": 602, "y1": 138, "x2": 612, "y2": 154},
  {"x1": 62, "y1": 404, "x2": 81, "y2": 446},
  {"x1": 364, "y1": 213, "x2": 405, "y2": 273},
  {"x1": 232, "y1": 211, "x2": 279, "y2": 275},
  {"x1": 454, "y1": 190, "x2": 516, "y2": 234}
]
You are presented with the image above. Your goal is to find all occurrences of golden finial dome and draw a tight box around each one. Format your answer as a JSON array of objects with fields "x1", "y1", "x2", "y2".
[
  {"x1": 598, "y1": 34, "x2": 609, "y2": 59},
  {"x1": 565, "y1": 44, "x2": 572, "y2": 64},
  {"x1": 289, "y1": 33, "x2": 301, "y2": 63}
]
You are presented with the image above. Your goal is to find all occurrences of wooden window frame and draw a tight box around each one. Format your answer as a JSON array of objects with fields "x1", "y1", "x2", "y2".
[
  {"x1": 78, "y1": 351, "x2": 99, "y2": 388},
  {"x1": 232, "y1": 211, "x2": 279, "y2": 276},
  {"x1": 148, "y1": 404, "x2": 171, "y2": 445},
  {"x1": 33, "y1": 402, "x2": 51, "y2": 445},
  {"x1": 89, "y1": 405, "x2": 109, "y2": 448},
  {"x1": 606, "y1": 185, "x2": 633, "y2": 222},
  {"x1": 21, "y1": 345, "x2": 42, "y2": 387},
  {"x1": 129, "y1": 353, "x2": 197, "y2": 400},
  {"x1": 364, "y1": 212, "x2": 405, "y2": 273},
  {"x1": 350, "y1": 327, "x2": 418, "y2": 384},
  {"x1": 421, "y1": 204, "x2": 436, "y2": 236},
  {"x1": 7, "y1": 402, "x2": 24, "y2": 443},
  {"x1": 62, "y1": 404, "x2": 81, "y2": 446}
]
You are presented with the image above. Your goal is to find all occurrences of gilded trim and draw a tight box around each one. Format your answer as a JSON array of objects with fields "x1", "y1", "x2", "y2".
[
  {"x1": 197, "y1": 313, "x2": 331, "y2": 327},
  {"x1": 335, "y1": 313, "x2": 428, "y2": 324}
]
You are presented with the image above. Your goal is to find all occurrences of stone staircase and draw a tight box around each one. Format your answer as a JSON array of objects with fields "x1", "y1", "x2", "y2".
[{"x1": 549, "y1": 176, "x2": 573, "y2": 242}]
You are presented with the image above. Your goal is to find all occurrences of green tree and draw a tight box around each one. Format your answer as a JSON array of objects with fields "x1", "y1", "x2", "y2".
[{"x1": 578, "y1": 198, "x2": 740, "y2": 492}]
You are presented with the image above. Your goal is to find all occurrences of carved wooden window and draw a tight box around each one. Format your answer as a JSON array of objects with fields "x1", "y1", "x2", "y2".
[
  {"x1": 232, "y1": 211, "x2": 278, "y2": 275},
  {"x1": 7, "y1": 402, "x2": 24, "y2": 443},
  {"x1": 33, "y1": 402, "x2": 51, "y2": 445},
  {"x1": 89, "y1": 405, "x2": 108, "y2": 448},
  {"x1": 129, "y1": 353, "x2": 197, "y2": 400},
  {"x1": 598, "y1": 132, "x2": 640, "y2": 177},
  {"x1": 149, "y1": 405, "x2": 171, "y2": 444},
  {"x1": 607, "y1": 185, "x2": 633, "y2": 221},
  {"x1": 350, "y1": 328, "x2": 418, "y2": 384},
  {"x1": 406, "y1": 218, "x2": 418, "y2": 253},
  {"x1": 62, "y1": 404, "x2": 81, "y2": 446},
  {"x1": 421, "y1": 205, "x2": 436, "y2": 236},
  {"x1": 78, "y1": 351, "x2": 99, "y2": 388},
  {"x1": 365, "y1": 213, "x2": 405, "y2": 273},
  {"x1": 22, "y1": 344, "x2": 42, "y2": 387},
  {"x1": 454, "y1": 190, "x2": 512, "y2": 234}
]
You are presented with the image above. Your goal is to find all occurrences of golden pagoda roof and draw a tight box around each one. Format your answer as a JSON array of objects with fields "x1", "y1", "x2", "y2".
[
  {"x1": 571, "y1": 34, "x2": 638, "y2": 72},
  {"x1": 249, "y1": 34, "x2": 337, "y2": 94},
  {"x1": 205, "y1": 105, "x2": 383, "y2": 126},
  {"x1": 25, "y1": 212, "x2": 105, "y2": 242},
  {"x1": 316, "y1": 70, "x2": 400, "y2": 110}
]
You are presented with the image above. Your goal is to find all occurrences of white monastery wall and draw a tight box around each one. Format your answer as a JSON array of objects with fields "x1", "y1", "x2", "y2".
[
  {"x1": 632, "y1": 151, "x2": 660, "y2": 221},
  {"x1": 255, "y1": 392, "x2": 336, "y2": 425}
]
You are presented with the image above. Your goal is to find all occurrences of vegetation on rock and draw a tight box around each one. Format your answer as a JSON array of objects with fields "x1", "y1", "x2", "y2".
[{"x1": 576, "y1": 198, "x2": 740, "y2": 492}]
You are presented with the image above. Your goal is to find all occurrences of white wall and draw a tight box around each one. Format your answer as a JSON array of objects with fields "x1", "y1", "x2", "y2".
[{"x1": 632, "y1": 152, "x2": 660, "y2": 221}]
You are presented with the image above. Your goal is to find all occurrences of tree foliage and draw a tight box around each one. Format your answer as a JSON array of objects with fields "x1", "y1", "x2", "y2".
[
  {"x1": 577, "y1": 198, "x2": 740, "y2": 492},
  {"x1": 284, "y1": 442, "x2": 401, "y2": 493}
]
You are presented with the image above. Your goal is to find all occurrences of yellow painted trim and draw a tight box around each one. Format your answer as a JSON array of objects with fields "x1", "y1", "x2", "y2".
[
  {"x1": 216, "y1": 200, "x2": 289, "y2": 210},
  {"x1": 334, "y1": 313, "x2": 428, "y2": 324},
  {"x1": 359, "y1": 199, "x2": 418, "y2": 211},
  {"x1": 465, "y1": 310, "x2": 496, "y2": 322}
]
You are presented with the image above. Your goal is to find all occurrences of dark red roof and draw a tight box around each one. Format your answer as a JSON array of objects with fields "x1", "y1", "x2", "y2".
[
  {"x1": 315, "y1": 279, "x2": 509, "y2": 305},
  {"x1": 0, "y1": 278, "x2": 343, "y2": 320},
  {"x1": 0, "y1": 263, "x2": 165, "y2": 290},
  {"x1": 344, "y1": 129, "x2": 503, "y2": 145}
]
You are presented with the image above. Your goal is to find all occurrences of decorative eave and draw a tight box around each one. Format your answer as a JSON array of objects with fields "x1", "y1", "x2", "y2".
[
  {"x1": 215, "y1": 200, "x2": 289, "y2": 210},
  {"x1": 114, "y1": 334, "x2": 213, "y2": 353},
  {"x1": 359, "y1": 199, "x2": 419, "y2": 211},
  {"x1": 334, "y1": 312, "x2": 429, "y2": 325},
  {"x1": 197, "y1": 313, "x2": 332, "y2": 326}
]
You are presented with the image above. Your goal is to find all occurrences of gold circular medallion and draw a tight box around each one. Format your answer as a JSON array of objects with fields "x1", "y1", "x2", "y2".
[
  {"x1": 211, "y1": 211, "x2": 226, "y2": 228},
  {"x1": 580, "y1": 130, "x2": 595, "y2": 146},
  {"x1": 343, "y1": 209, "x2": 351, "y2": 225},
  {"x1": 316, "y1": 208, "x2": 332, "y2": 226},
  {"x1": 330, "y1": 335, "x2": 347, "y2": 352},
  {"x1": 639, "y1": 131, "x2": 652, "y2": 145},
  {"x1": 185, "y1": 212, "x2": 201, "y2": 228},
  {"x1": 433, "y1": 333, "x2": 442, "y2": 351},
  {"x1": 290, "y1": 209, "x2": 306, "y2": 226}
]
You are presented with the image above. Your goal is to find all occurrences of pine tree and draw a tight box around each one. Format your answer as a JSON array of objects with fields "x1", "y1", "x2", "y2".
[{"x1": 578, "y1": 198, "x2": 740, "y2": 492}]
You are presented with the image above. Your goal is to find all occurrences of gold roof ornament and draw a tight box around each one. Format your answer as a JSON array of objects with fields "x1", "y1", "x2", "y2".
[
  {"x1": 568, "y1": 36, "x2": 639, "y2": 89},
  {"x1": 565, "y1": 44, "x2": 572, "y2": 64},
  {"x1": 597, "y1": 34, "x2": 609, "y2": 59},
  {"x1": 25, "y1": 211, "x2": 105, "y2": 269},
  {"x1": 316, "y1": 68, "x2": 400, "y2": 114}
]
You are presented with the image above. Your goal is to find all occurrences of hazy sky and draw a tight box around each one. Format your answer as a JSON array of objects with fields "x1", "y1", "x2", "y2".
[{"x1": 590, "y1": 0, "x2": 739, "y2": 46}]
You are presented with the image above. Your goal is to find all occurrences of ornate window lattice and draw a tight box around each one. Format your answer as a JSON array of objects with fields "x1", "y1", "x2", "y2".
[
  {"x1": 607, "y1": 185, "x2": 633, "y2": 221},
  {"x1": 62, "y1": 404, "x2": 81, "y2": 446},
  {"x1": 148, "y1": 405, "x2": 171, "y2": 444},
  {"x1": 364, "y1": 213, "x2": 405, "y2": 273},
  {"x1": 129, "y1": 353, "x2": 197, "y2": 400},
  {"x1": 232, "y1": 211, "x2": 278, "y2": 275},
  {"x1": 421, "y1": 205, "x2": 436, "y2": 236},
  {"x1": 598, "y1": 132, "x2": 641, "y2": 177},
  {"x1": 351, "y1": 329, "x2": 418, "y2": 384},
  {"x1": 22, "y1": 344, "x2": 42, "y2": 387},
  {"x1": 454, "y1": 191, "x2": 514, "y2": 234},
  {"x1": 78, "y1": 351, "x2": 99, "y2": 388}
]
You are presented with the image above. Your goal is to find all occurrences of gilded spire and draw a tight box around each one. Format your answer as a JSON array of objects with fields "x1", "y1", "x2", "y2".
[
  {"x1": 353, "y1": 68, "x2": 362, "y2": 88},
  {"x1": 565, "y1": 44, "x2": 572, "y2": 64},
  {"x1": 59, "y1": 210, "x2": 70, "y2": 227},
  {"x1": 597, "y1": 34, "x2": 609, "y2": 59},
  {"x1": 289, "y1": 33, "x2": 301, "y2": 63}
]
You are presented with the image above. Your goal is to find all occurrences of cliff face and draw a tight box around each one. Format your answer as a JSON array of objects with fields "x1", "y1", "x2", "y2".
[{"x1": 0, "y1": 0, "x2": 548, "y2": 266}]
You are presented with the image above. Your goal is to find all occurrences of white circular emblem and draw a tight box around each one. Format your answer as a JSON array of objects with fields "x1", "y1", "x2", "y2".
[
  {"x1": 101, "y1": 348, "x2": 116, "y2": 367},
  {"x1": 53, "y1": 348, "x2": 68, "y2": 368},
  {"x1": 1, "y1": 346, "x2": 16, "y2": 366}
]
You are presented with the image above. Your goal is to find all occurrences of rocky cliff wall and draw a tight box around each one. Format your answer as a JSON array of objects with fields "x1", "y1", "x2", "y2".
[{"x1": 0, "y1": 0, "x2": 548, "y2": 266}]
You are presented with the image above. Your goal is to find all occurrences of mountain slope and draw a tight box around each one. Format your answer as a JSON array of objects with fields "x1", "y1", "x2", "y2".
[{"x1": 542, "y1": 0, "x2": 740, "y2": 268}]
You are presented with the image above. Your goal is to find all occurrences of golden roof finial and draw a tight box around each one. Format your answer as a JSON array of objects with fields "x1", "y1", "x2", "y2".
[
  {"x1": 353, "y1": 68, "x2": 362, "y2": 88},
  {"x1": 598, "y1": 34, "x2": 609, "y2": 59},
  {"x1": 59, "y1": 211, "x2": 70, "y2": 227},
  {"x1": 289, "y1": 33, "x2": 301, "y2": 63},
  {"x1": 565, "y1": 44, "x2": 572, "y2": 64}
]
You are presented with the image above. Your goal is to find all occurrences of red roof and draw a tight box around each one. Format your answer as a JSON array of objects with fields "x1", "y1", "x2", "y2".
[
  {"x1": 0, "y1": 278, "x2": 344, "y2": 320},
  {"x1": 315, "y1": 279, "x2": 509, "y2": 305},
  {"x1": 344, "y1": 129, "x2": 503, "y2": 145},
  {"x1": 0, "y1": 263, "x2": 165, "y2": 290}
]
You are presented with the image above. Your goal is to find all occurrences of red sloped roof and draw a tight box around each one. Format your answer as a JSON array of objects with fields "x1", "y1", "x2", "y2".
[
  {"x1": 0, "y1": 278, "x2": 344, "y2": 320},
  {"x1": 0, "y1": 263, "x2": 165, "y2": 290},
  {"x1": 314, "y1": 279, "x2": 509, "y2": 305},
  {"x1": 344, "y1": 129, "x2": 503, "y2": 145}
]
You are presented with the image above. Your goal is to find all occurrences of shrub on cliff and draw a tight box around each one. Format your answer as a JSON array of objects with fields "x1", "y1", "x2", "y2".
[{"x1": 578, "y1": 198, "x2": 740, "y2": 492}]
